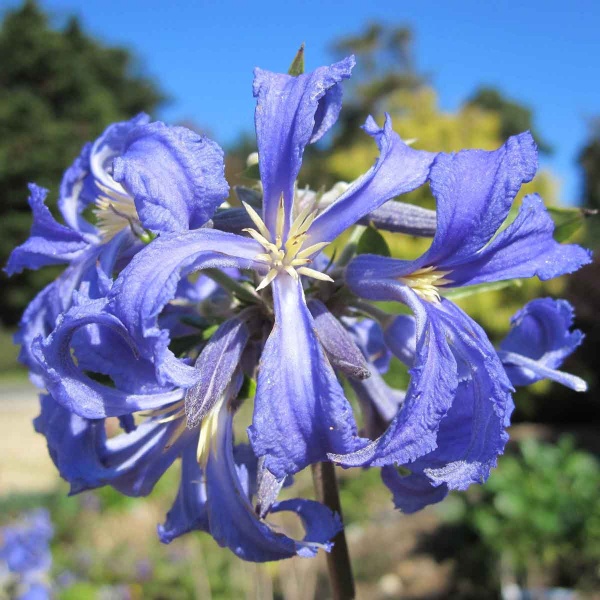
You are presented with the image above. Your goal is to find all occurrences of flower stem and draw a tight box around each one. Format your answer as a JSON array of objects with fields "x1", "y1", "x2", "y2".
[{"x1": 311, "y1": 462, "x2": 355, "y2": 599}]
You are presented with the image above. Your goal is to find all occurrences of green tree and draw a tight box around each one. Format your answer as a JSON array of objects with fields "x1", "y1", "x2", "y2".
[
  {"x1": 578, "y1": 118, "x2": 600, "y2": 210},
  {"x1": 0, "y1": 0, "x2": 166, "y2": 325},
  {"x1": 468, "y1": 87, "x2": 553, "y2": 154}
]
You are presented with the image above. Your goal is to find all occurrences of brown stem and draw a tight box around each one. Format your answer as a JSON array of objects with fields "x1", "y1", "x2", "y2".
[{"x1": 311, "y1": 462, "x2": 355, "y2": 600}]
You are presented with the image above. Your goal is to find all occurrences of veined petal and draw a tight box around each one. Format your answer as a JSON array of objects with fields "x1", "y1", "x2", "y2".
[
  {"x1": 34, "y1": 394, "x2": 186, "y2": 496},
  {"x1": 421, "y1": 131, "x2": 538, "y2": 269},
  {"x1": 6, "y1": 184, "x2": 88, "y2": 275},
  {"x1": 32, "y1": 298, "x2": 184, "y2": 419},
  {"x1": 253, "y1": 57, "x2": 354, "y2": 234},
  {"x1": 447, "y1": 195, "x2": 592, "y2": 287},
  {"x1": 413, "y1": 301, "x2": 513, "y2": 490},
  {"x1": 499, "y1": 298, "x2": 586, "y2": 390},
  {"x1": 330, "y1": 284, "x2": 458, "y2": 468},
  {"x1": 248, "y1": 275, "x2": 367, "y2": 478},
  {"x1": 206, "y1": 403, "x2": 341, "y2": 562},
  {"x1": 113, "y1": 122, "x2": 229, "y2": 233},
  {"x1": 185, "y1": 316, "x2": 251, "y2": 428},
  {"x1": 109, "y1": 229, "x2": 264, "y2": 387},
  {"x1": 307, "y1": 115, "x2": 436, "y2": 245}
]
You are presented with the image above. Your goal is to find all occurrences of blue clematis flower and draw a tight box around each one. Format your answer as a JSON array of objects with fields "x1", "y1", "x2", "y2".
[
  {"x1": 333, "y1": 134, "x2": 590, "y2": 504},
  {"x1": 378, "y1": 297, "x2": 587, "y2": 513},
  {"x1": 18, "y1": 52, "x2": 592, "y2": 561},
  {"x1": 35, "y1": 56, "x2": 437, "y2": 482},
  {"x1": 6, "y1": 114, "x2": 229, "y2": 385}
]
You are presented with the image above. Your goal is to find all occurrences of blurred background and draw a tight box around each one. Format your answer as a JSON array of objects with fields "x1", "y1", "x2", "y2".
[{"x1": 0, "y1": 1, "x2": 599, "y2": 597}]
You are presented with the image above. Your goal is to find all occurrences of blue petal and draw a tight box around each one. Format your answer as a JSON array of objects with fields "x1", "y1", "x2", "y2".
[
  {"x1": 248, "y1": 275, "x2": 367, "y2": 478},
  {"x1": 34, "y1": 394, "x2": 185, "y2": 496},
  {"x1": 499, "y1": 298, "x2": 586, "y2": 391},
  {"x1": 113, "y1": 122, "x2": 229, "y2": 232},
  {"x1": 349, "y1": 369, "x2": 405, "y2": 439},
  {"x1": 158, "y1": 443, "x2": 209, "y2": 543},
  {"x1": 446, "y1": 195, "x2": 592, "y2": 286},
  {"x1": 5, "y1": 184, "x2": 89, "y2": 275},
  {"x1": 109, "y1": 229, "x2": 263, "y2": 387},
  {"x1": 185, "y1": 316, "x2": 251, "y2": 428},
  {"x1": 307, "y1": 115, "x2": 436, "y2": 245},
  {"x1": 384, "y1": 315, "x2": 416, "y2": 368},
  {"x1": 206, "y1": 404, "x2": 342, "y2": 561},
  {"x1": 308, "y1": 299, "x2": 370, "y2": 380},
  {"x1": 58, "y1": 114, "x2": 150, "y2": 234},
  {"x1": 345, "y1": 317, "x2": 393, "y2": 374},
  {"x1": 381, "y1": 466, "x2": 448, "y2": 514},
  {"x1": 253, "y1": 57, "x2": 354, "y2": 234},
  {"x1": 423, "y1": 132, "x2": 538, "y2": 268},
  {"x1": 32, "y1": 298, "x2": 184, "y2": 418},
  {"x1": 329, "y1": 283, "x2": 458, "y2": 468}
]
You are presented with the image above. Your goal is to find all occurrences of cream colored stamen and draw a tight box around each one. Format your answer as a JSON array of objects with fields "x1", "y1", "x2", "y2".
[
  {"x1": 399, "y1": 266, "x2": 453, "y2": 303},
  {"x1": 242, "y1": 195, "x2": 333, "y2": 290},
  {"x1": 93, "y1": 183, "x2": 140, "y2": 241}
]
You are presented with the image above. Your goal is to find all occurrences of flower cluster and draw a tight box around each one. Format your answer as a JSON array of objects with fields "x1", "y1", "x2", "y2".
[{"x1": 7, "y1": 56, "x2": 590, "y2": 562}]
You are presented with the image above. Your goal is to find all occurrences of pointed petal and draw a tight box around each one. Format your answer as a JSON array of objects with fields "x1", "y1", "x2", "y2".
[
  {"x1": 206, "y1": 404, "x2": 342, "y2": 562},
  {"x1": 109, "y1": 229, "x2": 263, "y2": 387},
  {"x1": 499, "y1": 298, "x2": 586, "y2": 390},
  {"x1": 381, "y1": 466, "x2": 448, "y2": 514},
  {"x1": 185, "y1": 317, "x2": 250, "y2": 428},
  {"x1": 447, "y1": 195, "x2": 592, "y2": 286},
  {"x1": 423, "y1": 131, "x2": 538, "y2": 268},
  {"x1": 253, "y1": 57, "x2": 354, "y2": 234},
  {"x1": 248, "y1": 275, "x2": 367, "y2": 478},
  {"x1": 5, "y1": 184, "x2": 88, "y2": 275},
  {"x1": 306, "y1": 115, "x2": 436, "y2": 245},
  {"x1": 308, "y1": 299, "x2": 370, "y2": 380}
]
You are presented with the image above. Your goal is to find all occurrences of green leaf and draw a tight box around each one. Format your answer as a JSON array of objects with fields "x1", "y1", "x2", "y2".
[
  {"x1": 356, "y1": 225, "x2": 391, "y2": 257},
  {"x1": 442, "y1": 278, "x2": 522, "y2": 300},
  {"x1": 288, "y1": 43, "x2": 305, "y2": 76},
  {"x1": 547, "y1": 206, "x2": 597, "y2": 242}
]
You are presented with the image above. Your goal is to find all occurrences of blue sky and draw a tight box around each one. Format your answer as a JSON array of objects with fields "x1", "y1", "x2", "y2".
[{"x1": 5, "y1": 0, "x2": 600, "y2": 203}]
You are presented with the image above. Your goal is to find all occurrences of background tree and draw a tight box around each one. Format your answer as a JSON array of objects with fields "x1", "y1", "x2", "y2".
[{"x1": 0, "y1": 0, "x2": 166, "y2": 325}]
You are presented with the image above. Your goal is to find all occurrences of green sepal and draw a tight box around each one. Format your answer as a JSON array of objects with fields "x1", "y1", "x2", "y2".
[
  {"x1": 442, "y1": 278, "x2": 522, "y2": 301},
  {"x1": 357, "y1": 225, "x2": 391, "y2": 257},
  {"x1": 288, "y1": 43, "x2": 305, "y2": 76},
  {"x1": 547, "y1": 206, "x2": 597, "y2": 243}
]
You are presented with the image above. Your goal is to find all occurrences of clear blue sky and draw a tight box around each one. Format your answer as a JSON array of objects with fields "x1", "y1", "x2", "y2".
[{"x1": 5, "y1": 0, "x2": 600, "y2": 204}]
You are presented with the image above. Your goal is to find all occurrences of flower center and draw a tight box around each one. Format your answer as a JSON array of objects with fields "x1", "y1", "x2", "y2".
[
  {"x1": 242, "y1": 197, "x2": 333, "y2": 290},
  {"x1": 399, "y1": 266, "x2": 453, "y2": 303},
  {"x1": 93, "y1": 183, "x2": 142, "y2": 241}
]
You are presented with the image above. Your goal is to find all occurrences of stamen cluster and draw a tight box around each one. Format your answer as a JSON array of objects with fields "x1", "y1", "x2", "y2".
[{"x1": 242, "y1": 197, "x2": 332, "y2": 290}]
